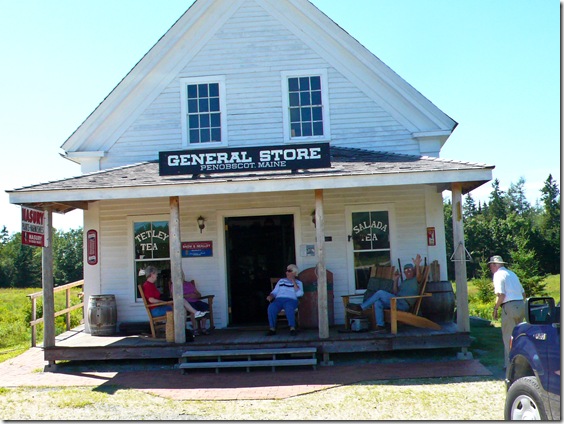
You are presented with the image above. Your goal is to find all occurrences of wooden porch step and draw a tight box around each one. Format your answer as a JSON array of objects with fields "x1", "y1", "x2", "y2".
[{"x1": 179, "y1": 347, "x2": 317, "y2": 373}]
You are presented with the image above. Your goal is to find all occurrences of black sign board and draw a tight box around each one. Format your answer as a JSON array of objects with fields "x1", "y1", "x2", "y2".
[{"x1": 159, "y1": 143, "x2": 331, "y2": 176}]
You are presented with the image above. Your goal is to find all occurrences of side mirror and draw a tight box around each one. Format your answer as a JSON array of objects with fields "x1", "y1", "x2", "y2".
[{"x1": 526, "y1": 297, "x2": 555, "y2": 324}]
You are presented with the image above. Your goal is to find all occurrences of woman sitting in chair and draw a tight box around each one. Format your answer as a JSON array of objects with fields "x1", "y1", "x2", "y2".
[
  {"x1": 142, "y1": 266, "x2": 207, "y2": 319},
  {"x1": 178, "y1": 270, "x2": 211, "y2": 335},
  {"x1": 266, "y1": 264, "x2": 304, "y2": 336}
]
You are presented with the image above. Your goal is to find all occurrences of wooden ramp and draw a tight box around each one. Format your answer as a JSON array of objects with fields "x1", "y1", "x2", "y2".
[{"x1": 179, "y1": 347, "x2": 317, "y2": 373}]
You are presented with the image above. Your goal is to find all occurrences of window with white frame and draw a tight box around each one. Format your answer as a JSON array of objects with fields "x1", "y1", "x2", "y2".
[
  {"x1": 181, "y1": 77, "x2": 226, "y2": 147},
  {"x1": 282, "y1": 70, "x2": 330, "y2": 141}
]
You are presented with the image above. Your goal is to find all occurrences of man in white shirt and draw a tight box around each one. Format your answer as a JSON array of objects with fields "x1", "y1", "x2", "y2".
[
  {"x1": 489, "y1": 255, "x2": 525, "y2": 368},
  {"x1": 266, "y1": 264, "x2": 304, "y2": 336}
]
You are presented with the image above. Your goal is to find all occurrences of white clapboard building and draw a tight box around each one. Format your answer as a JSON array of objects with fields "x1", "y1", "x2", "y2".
[{"x1": 8, "y1": 0, "x2": 492, "y2": 347}]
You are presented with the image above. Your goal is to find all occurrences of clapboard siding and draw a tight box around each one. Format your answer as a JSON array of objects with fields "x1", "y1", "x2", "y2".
[
  {"x1": 94, "y1": 184, "x2": 434, "y2": 327},
  {"x1": 105, "y1": 0, "x2": 419, "y2": 169}
]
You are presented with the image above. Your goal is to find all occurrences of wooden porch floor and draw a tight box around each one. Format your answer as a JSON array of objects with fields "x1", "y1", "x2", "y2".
[{"x1": 45, "y1": 322, "x2": 471, "y2": 363}]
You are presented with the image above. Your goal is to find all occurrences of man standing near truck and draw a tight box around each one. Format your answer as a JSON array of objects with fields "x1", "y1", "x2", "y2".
[{"x1": 489, "y1": 255, "x2": 525, "y2": 368}]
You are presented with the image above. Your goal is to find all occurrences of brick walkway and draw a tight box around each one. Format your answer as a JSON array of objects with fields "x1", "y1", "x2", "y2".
[{"x1": 0, "y1": 348, "x2": 492, "y2": 400}]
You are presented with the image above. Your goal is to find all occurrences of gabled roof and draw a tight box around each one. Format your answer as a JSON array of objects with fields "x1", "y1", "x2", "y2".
[
  {"x1": 61, "y1": 0, "x2": 456, "y2": 155},
  {"x1": 9, "y1": 147, "x2": 493, "y2": 213}
]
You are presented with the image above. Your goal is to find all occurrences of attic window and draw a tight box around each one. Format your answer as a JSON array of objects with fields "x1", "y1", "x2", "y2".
[
  {"x1": 181, "y1": 76, "x2": 227, "y2": 147},
  {"x1": 281, "y1": 70, "x2": 330, "y2": 142},
  {"x1": 289, "y1": 76, "x2": 323, "y2": 137},
  {"x1": 187, "y1": 83, "x2": 221, "y2": 144}
]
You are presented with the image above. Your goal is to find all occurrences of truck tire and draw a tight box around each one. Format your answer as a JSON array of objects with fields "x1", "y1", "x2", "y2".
[{"x1": 504, "y1": 376, "x2": 548, "y2": 420}]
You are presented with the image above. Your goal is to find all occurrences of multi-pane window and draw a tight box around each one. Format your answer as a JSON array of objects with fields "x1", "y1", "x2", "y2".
[
  {"x1": 288, "y1": 76, "x2": 324, "y2": 138},
  {"x1": 187, "y1": 83, "x2": 221, "y2": 144}
]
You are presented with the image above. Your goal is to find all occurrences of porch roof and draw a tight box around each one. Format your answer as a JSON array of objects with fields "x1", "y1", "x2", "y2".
[{"x1": 7, "y1": 147, "x2": 493, "y2": 213}]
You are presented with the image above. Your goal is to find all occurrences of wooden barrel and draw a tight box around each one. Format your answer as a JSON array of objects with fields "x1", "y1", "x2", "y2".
[
  {"x1": 420, "y1": 281, "x2": 455, "y2": 323},
  {"x1": 88, "y1": 294, "x2": 117, "y2": 336}
]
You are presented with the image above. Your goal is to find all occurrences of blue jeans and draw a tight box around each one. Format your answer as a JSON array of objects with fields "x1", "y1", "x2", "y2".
[
  {"x1": 188, "y1": 300, "x2": 209, "y2": 312},
  {"x1": 151, "y1": 305, "x2": 173, "y2": 317},
  {"x1": 361, "y1": 290, "x2": 409, "y2": 327},
  {"x1": 268, "y1": 297, "x2": 298, "y2": 328}
]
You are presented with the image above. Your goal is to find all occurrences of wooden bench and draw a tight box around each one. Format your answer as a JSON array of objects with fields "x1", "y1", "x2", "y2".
[{"x1": 179, "y1": 347, "x2": 317, "y2": 373}]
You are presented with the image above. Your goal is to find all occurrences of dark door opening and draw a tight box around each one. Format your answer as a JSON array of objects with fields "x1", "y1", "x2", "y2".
[{"x1": 225, "y1": 214, "x2": 296, "y2": 326}]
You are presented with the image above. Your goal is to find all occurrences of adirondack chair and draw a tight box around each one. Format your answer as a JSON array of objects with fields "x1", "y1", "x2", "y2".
[
  {"x1": 168, "y1": 280, "x2": 216, "y2": 331},
  {"x1": 138, "y1": 284, "x2": 174, "y2": 338},
  {"x1": 270, "y1": 277, "x2": 300, "y2": 328},
  {"x1": 384, "y1": 265, "x2": 442, "y2": 334},
  {"x1": 138, "y1": 284, "x2": 205, "y2": 338},
  {"x1": 341, "y1": 265, "x2": 395, "y2": 330}
]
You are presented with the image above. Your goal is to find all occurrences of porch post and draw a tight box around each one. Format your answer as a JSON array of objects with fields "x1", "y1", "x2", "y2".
[
  {"x1": 451, "y1": 184, "x2": 470, "y2": 333},
  {"x1": 170, "y1": 196, "x2": 186, "y2": 343},
  {"x1": 315, "y1": 189, "x2": 329, "y2": 339},
  {"x1": 42, "y1": 208, "x2": 56, "y2": 349}
]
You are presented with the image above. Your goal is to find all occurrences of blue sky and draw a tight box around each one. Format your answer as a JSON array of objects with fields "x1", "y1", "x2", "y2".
[{"x1": 0, "y1": 0, "x2": 559, "y2": 233}]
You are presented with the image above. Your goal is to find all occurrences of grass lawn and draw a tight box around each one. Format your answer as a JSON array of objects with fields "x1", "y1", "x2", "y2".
[
  {"x1": 0, "y1": 287, "x2": 83, "y2": 362},
  {"x1": 0, "y1": 275, "x2": 558, "y2": 419}
]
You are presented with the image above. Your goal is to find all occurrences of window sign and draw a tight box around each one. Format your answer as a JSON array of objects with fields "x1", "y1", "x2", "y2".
[
  {"x1": 134, "y1": 221, "x2": 170, "y2": 299},
  {"x1": 134, "y1": 221, "x2": 170, "y2": 259},
  {"x1": 351, "y1": 211, "x2": 391, "y2": 290}
]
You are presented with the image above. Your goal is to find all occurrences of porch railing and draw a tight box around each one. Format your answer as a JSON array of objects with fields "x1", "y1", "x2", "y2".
[{"x1": 27, "y1": 279, "x2": 85, "y2": 347}]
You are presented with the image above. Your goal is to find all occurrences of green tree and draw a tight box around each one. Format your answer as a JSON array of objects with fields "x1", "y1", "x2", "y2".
[
  {"x1": 510, "y1": 238, "x2": 546, "y2": 296},
  {"x1": 536, "y1": 174, "x2": 560, "y2": 274},
  {"x1": 53, "y1": 228, "x2": 84, "y2": 285},
  {"x1": 463, "y1": 193, "x2": 478, "y2": 218},
  {"x1": 487, "y1": 179, "x2": 508, "y2": 220},
  {"x1": 507, "y1": 177, "x2": 531, "y2": 217},
  {"x1": 445, "y1": 174, "x2": 560, "y2": 281},
  {"x1": 0, "y1": 228, "x2": 84, "y2": 288},
  {"x1": 1, "y1": 233, "x2": 42, "y2": 287},
  {"x1": 0, "y1": 226, "x2": 11, "y2": 284}
]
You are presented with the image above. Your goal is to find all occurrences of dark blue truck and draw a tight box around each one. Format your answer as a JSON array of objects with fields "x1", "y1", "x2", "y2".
[{"x1": 505, "y1": 297, "x2": 561, "y2": 420}]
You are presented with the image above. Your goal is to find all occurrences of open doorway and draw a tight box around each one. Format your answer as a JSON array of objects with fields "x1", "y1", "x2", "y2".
[{"x1": 225, "y1": 214, "x2": 296, "y2": 326}]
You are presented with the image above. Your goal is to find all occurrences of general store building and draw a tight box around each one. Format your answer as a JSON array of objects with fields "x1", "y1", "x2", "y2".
[{"x1": 8, "y1": 0, "x2": 493, "y2": 357}]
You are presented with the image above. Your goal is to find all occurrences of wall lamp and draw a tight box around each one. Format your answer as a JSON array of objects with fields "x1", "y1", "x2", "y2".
[{"x1": 197, "y1": 215, "x2": 206, "y2": 233}]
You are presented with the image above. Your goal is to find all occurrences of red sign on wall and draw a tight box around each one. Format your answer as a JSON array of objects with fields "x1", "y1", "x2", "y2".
[
  {"x1": 427, "y1": 227, "x2": 436, "y2": 246},
  {"x1": 87, "y1": 229, "x2": 98, "y2": 265},
  {"x1": 21, "y1": 207, "x2": 45, "y2": 247}
]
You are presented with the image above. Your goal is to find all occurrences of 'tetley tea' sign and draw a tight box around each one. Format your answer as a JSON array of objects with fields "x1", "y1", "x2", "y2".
[
  {"x1": 135, "y1": 229, "x2": 169, "y2": 253},
  {"x1": 159, "y1": 143, "x2": 330, "y2": 176}
]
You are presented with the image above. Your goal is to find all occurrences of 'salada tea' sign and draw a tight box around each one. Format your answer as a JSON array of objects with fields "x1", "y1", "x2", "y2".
[{"x1": 159, "y1": 143, "x2": 331, "y2": 176}]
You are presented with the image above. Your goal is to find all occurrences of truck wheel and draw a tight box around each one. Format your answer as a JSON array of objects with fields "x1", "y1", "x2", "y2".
[{"x1": 504, "y1": 376, "x2": 548, "y2": 420}]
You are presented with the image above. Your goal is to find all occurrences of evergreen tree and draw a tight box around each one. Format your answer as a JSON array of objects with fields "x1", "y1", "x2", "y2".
[
  {"x1": 463, "y1": 193, "x2": 478, "y2": 218},
  {"x1": 4, "y1": 233, "x2": 42, "y2": 287},
  {"x1": 0, "y1": 228, "x2": 84, "y2": 288},
  {"x1": 446, "y1": 174, "x2": 560, "y2": 281},
  {"x1": 537, "y1": 174, "x2": 560, "y2": 274},
  {"x1": 487, "y1": 179, "x2": 508, "y2": 220},
  {"x1": 540, "y1": 174, "x2": 560, "y2": 228},
  {"x1": 507, "y1": 177, "x2": 531, "y2": 216},
  {"x1": 53, "y1": 228, "x2": 84, "y2": 285}
]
